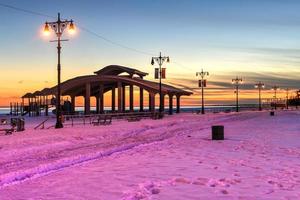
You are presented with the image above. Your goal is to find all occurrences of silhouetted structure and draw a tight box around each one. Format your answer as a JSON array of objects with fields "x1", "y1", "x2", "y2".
[{"x1": 21, "y1": 65, "x2": 192, "y2": 116}]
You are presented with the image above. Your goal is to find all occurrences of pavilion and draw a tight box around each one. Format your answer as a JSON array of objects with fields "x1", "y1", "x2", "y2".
[{"x1": 22, "y1": 65, "x2": 192, "y2": 115}]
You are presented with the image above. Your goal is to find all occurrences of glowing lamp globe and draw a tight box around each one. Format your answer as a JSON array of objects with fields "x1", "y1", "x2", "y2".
[
  {"x1": 43, "y1": 23, "x2": 50, "y2": 36},
  {"x1": 68, "y1": 21, "x2": 76, "y2": 35}
]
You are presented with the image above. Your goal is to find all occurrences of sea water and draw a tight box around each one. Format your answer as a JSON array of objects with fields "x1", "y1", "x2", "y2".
[
  {"x1": 0, "y1": 105, "x2": 258, "y2": 116},
  {"x1": 0, "y1": 107, "x2": 10, "y2": 115}
]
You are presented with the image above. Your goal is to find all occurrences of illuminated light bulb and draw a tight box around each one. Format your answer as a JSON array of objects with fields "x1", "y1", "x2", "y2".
[
  {"x1": 44, "y1": 23, "x2": 50, "y2": 36},
  {"x1": 68, "y1": 20, "x2": 75, "y2": 34}
]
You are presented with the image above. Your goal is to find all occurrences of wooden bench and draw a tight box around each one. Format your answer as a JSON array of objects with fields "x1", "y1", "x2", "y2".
[
  {"x1": 0, "y1": 125, "x2": 16, "y2": 135},
  {"x1": 152, "y1": 112, "x2": 164, "y2": 120},
  {"x1": 0, "y1": 118, "x2": 14, "y2": 135},
  {"x1": 92, "y1": 115, "x2": 112, "y2": 126},
  {"x1": 0, "y1": 128, "x2": 14, "y2": 135},
  {"x1": 0, "y1": 119, "x2": 8, "y2": 125},
  {"x1": 127, "y1": 116, "x2": 141, "y2": 122}
]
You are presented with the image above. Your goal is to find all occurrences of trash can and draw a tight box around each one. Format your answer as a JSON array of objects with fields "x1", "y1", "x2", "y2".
[
  {"x1": 270, "y1": 111, "x2": 275, "y2": 116},
  {"x1": 10, "y1": 118, "x2": 18, "y2": 127},
  {"x1": 16, "y1": 118, "x2": 25, "y2": 132},
  {"x1": 212, "y1": 125, "x2": 224, "y2": 140}
]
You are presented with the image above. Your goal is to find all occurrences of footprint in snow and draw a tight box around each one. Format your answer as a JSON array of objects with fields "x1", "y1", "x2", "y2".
[
  {"x1": 192, "y1": 177, "x2": 209, "y2": 186},
  {"x1": 220, "y1": 189, "x2": 229, "y2": 194},
  {"x1": 233, "y1": 173, "x2": 240, "y2": 177},
  {"x1": 151, "y1": 188, "x2": 160, "y2": 194},
  {"x1": 73, "y1": 136, "x2": 83, "y2": 140},
  {"x1": 174, "y1": 177, "x2": 191, "y2": 184}
]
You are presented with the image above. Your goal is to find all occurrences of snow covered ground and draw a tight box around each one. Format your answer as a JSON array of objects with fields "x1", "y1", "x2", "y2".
[{"x1": 0, "y1": 110, "x2": 300, "y2": 199}]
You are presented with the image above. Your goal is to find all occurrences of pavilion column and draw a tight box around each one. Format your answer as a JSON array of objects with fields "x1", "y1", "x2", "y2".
[
  {"x1": 71, "y1": 95, "x2": 76, "y2": 114},
  {"x1": 129, "y1": 85, "x2": 134, "y2": 112},
  {"x1": 45, "y1": 95, "x2": 49, "y2": 116},
  {"x1": 161, "y1": 94, "x2": 165, "y2": 112},
  {"x1": 176, "y1": 95, "x2": 180, "y2": 113},
  {"x1": 169, "y1": 94, "x2": 173, "y2": 115},
  {"x1": 99, "y1": 84, "x2": 104, "y2": 114},
  {"x1": 96, "y1": 95, "x2": 100, "y2": 114},
  {"x1": 122, "y1": 85, "x2": 126, "y2": 112},
  {"x1": 85, "y1": 82, "x2": 91, "y2": 115},
  {"x1": 111, "y1": 86, "x2": 116, "y2": 112},
  {"x1": 21, "y1": 98, "x2": 24, "y2": 115},
  {"x1": 118, "y1": 82, "x2": 123, "y2": 113},
  {"x1": 28, "y1": 98, "x2": 31, "y2": 117},
  {"x1": 139, "y1": 88, "x2": 144, "y2": 112},
  {"x1": 149, "y1": 92, "x2": 155, "y2": 112}
]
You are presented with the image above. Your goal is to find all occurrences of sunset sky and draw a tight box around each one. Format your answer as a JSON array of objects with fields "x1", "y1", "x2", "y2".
[{"x1": 1, "y1": 0, "x2": 300, "y2": 106}]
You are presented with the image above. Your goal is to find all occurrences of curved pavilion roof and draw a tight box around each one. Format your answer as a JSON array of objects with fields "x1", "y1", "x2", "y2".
[
  {"x1": 94, "y1": 65, "x2": 148, "y2": 77},
  {"x1": 22, "y1": 92, "x2": 35, "y2": 98},
  {"x1": 23, "y1": 65, "x2": 192, "y2": 97}
]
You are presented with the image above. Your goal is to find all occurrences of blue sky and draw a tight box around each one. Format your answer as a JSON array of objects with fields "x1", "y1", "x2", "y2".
[{"x1": 0, "y1": 0, "x2": 300, "y2": 105}]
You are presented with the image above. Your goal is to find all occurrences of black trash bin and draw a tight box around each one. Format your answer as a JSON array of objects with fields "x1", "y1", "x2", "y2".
[
  {"x1": 16, "y1": 118, "x2": 25, "y2": 132},
  {"x1": 212, "y1": 125, "x2": 224, "y2": 140},
  {"x1": 10, "y1": 118, "x2": 18, "y2": 127},
  {"x1": 270, "y1": 111, "x2": 275, "y2": 116}
]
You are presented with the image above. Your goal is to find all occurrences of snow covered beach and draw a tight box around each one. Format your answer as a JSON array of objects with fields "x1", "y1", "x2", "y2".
[{"x1": 0, "y1": 111, "x2": 300, "y2": 199}]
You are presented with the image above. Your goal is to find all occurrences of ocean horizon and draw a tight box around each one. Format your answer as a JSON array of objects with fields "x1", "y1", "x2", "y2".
[{"x1": 0, "y1": 104, "x2": 261, "y2": 115}]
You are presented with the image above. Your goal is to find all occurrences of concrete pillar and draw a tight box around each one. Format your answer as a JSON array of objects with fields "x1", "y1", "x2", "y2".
[
  {"x1": 118, "y1": 82, "x2": 123, "y2": 112},
  {"x1": 71, "y1": 95, "x2": 76, "y2": 114},
  {"x1": 161, "y1": 94, "x2": 165, "y2": 112},
  {"x1": 96, "y1": 96, "x2": 100, "y2": 114},
  {"x1": 176, "y1": 95, "x2": 180, "y2": 113},
  {"x1": 149, "y1": 93, "x2": 155, "y2": 112},
  {"x1": 99, "y1": 84, "x2": 104, "y2": 114},
  {"x1": 129, "y1": 85, "x2": 134, "y2": 112},
  {"x1": 111, "y1": 86, "x2": 116, "y2": 112},
  {"x1": 169, "y1": 94, "x2": 173, "y2": 115},
  {"x1": 140, "y1": 88, "x2": 144, "y2": 112},
  {"x1": 122, "y1": 85, "x2": 126, "y2": 112},
  {"x1": 28, "y1": 98, "x2": 31, "y2": 117},
  {"x1": 85, "y1": 82, "x2": 91, "y2": 115},
  {"x1": 148, "y1": 93, "x2": 151, "y2": 112},
  {"x1": 44, "y1": 96, "x2": 49, "y2": 116}
]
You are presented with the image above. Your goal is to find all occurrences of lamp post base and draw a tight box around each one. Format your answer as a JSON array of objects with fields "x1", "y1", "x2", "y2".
[{"x1": 55, "y1": 121, "x2": 63, "y2": 129}]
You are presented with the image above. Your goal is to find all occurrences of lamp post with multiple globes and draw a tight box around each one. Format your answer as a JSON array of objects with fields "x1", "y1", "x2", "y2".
[
  {"x1": 254, "y1": 82, "x2": 265, "y2": 111},
  {"x1": 43, "y1": 13, "x2": 75, "y2": 128},
  {"x1": 196, "y1": 69, "x2": 209, "y2": 114},
  {"x1": 151, "y1": 52, "x2": 170, "y2": 115},
  {"x1": 232, "y1": 77, "x2": 243, "y2": 112},
  {"x1": 271, "y1": 85, "x2": 280, "y2": 110}
]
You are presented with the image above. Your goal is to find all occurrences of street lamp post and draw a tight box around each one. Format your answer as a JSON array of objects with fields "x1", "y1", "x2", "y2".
[
  {"x1": 151, "y1": 52, "x2": 170, "y2": 115},
  {"x1": 232, "y1": 77, "x2": 243, "y2": 112},
  {"x1": 271, "y1": 86, "x2": 279, "y2": 110},
  {"x1": 196, "y1": 69, "x2": 209, "y2": 114},
  {"x1": 285, "y1": 88, "x2": 289, "y2": 110},
  {"x1": 254, "y1": 82, "x2": 265, "y2": 111},
  {"x1": 296, "y1": 90, "x2": 300, "y2": 109},
  {"x1": 43, "y1": 13, "x2": 75, "y2": 129}
]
